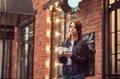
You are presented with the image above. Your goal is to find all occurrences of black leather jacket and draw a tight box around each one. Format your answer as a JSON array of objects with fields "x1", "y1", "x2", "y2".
[{"x1": 58, "y1": 39, "x2": 89, "y2": 75}]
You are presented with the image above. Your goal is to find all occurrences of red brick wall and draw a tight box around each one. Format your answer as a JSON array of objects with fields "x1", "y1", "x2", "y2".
[
  {"x1": 77, "y1": 0, "x2": 103, "y2": 79},
  {"x1": 33, "y1": 0, "x2": 49, "y2": 79}
]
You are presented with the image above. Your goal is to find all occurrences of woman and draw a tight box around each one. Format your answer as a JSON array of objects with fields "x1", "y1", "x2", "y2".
[{"x1": 58, "y1": 20, "x2": 89, "y2": 79}]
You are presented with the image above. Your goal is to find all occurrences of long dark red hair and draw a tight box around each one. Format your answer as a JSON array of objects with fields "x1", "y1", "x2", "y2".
[{"x1": 69, "y1": 20, "x2": 82, "y2": 39}]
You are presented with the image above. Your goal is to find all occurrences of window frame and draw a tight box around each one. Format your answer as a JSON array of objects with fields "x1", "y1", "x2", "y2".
[
  {"x1": 17, "y1": 16, "x2": 35, "y2": 79},
  {"x1": 103, "y1": 0, "x2": 120, "y2": 79}
]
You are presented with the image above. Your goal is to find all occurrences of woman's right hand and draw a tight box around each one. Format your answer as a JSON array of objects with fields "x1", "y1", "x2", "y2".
[
  {"x1": 58, "y1": 53, "x2": 64, "y2": 57},
  {"x1": 58, "y1": 51, "x2": 72, "y2": 57},
  {"x1": 64, "y1": 51, "x2": 72, "y2": 57}
]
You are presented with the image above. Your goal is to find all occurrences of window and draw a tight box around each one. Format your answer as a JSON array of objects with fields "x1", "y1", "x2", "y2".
[
  {"x1": 57, "y1": 8, "x2": 72, "y2": 78},
  {"x1": 0, "y1": 24, "x2": 14, "y2": 79},
  {"x1": 17, "y1": 17, "x2": 35, "y2": 79},
  {"x1": 103, "y1": 0, "x2": 120, "y2": 79},
  {"x1": 0, "y1": 39, "x2": 12, "y2": 79}
]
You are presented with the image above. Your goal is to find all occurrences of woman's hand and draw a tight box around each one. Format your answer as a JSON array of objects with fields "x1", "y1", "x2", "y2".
[
  {"x1": 64, "y1": 51, "x2": 72, "y2": 58},
  {"x1": 58, "y1": 53, "x2": 64, "y2": 57},
  {"x1": 58, "y1": 51, "x2": 72, "y2": 58}
]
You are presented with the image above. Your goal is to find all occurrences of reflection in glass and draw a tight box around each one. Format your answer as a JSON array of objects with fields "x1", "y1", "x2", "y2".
[
  {"x1": 57, "y1": 6, "x2": 73, "y2": 78},
  {"x1": 118, "y1": 61, "x2": 120, "y2": 74},
  {"x1": 117, "y1": 9, "x2": 120, "y2": 31},
  {"x1": 59, "y1": 21, "x2": 64, "y2": 43},
  {"x1": 105, "y1": 52, "x2": 109, "y2": 74},
  {"x1": 58, "y1": 11, "x2": 64, "y2": 43},
  {"x1": 25, "y1": 43, "x2": 28, "y2": 66},
  {"x1": 111, "y1": 33, "x2": 115, "y2": 54},
  {"x1": 118, "y1": 45, "x2": 120, "y2": 53},
  {"x1": 25, "y1": 27, "x2": 29, "y2": 41},
  {"x1": 118, "y1": 53, "x2": 120, "y2": 59},
  {"x1": 110, "y1": 11, "x2": 115, "y2": 32},
  {"x1": 111, "y1": 55, "x2": 115, "y2": 74},
  {"x1": 118, "y1": 32, "x2": 120, "y2": 44},
  {"x1": 57, "y1": 64, "x2": 63, "y2": 78}
]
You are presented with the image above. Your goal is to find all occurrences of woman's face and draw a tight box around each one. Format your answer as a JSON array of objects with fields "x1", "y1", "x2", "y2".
[{"x1": 69, "y1": 22, "x2": 78, "y2": 35}]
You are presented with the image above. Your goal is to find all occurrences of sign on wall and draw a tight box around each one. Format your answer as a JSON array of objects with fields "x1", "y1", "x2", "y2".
[
  {"x1": 82, "y1": 32, "x2": 95, "y2": 49},
  {"x1": 82, "y1": 32, "x2": 96, "y2": 76},
  {"x1": 60, "y1": 0, "x2": 82, "y2": 14}
]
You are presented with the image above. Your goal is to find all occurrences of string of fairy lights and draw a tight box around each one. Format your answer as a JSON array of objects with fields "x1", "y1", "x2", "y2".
[{"x1": 45, "y1": 1, "x2": 62, "y2": 79}]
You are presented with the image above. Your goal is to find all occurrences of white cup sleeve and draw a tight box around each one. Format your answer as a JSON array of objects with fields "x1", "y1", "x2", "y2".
[
  {"x1": 58, "y1": 51, "x2": 62, "y2": 54},
  {"x1": 58, "y1": 46, "x2": 63, "y2": 54}
]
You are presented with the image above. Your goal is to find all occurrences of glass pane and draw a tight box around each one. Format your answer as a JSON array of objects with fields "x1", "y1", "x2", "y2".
[
  {"x1": 0, "y1": 40, "x2": 3, "y2": 78},
  {"x1": 66, "y1": 14, "x2": 71, "y2": 21},
  {"x1": 105, "y1": 56, "x2": 109, "y2": 74},
  {"x1": 59, "y1": 20, "x2": 64, "y2": 43},
  {"x1": 106, "y1": 76, "x2": 116, "y2": 79},
  {"x1": 105, "y1": 76, "x2": 109, "y2": 79},
  {"x1": 118, "y1": 44, "x2": 120, "y2": 53},
  {"x1": 110, "y1": 11, "x2": 115, "y2": 32},
  {"x1": 118, "y1": 61, "x2": 120, "y2": 74},
  {"x1": 118, "y1": 76, "x2": 120, "y2": 79},
  {"x1": 58, "y1": 11, "x2": 64, "y2": 43},
  {"x1": 110, "y1": 76, "x2": 116, "y2": 79},
  {"x1": 118, "y1": 53, "x2": 120, "y2": 60},
  {"x1": 25, "y1": 27, "x2": 29, "y2": 41},
  {"x1": 118, "y1": 54, "x2": 120, "y2": 74},
  {"x1": 118, "y1": 32, "x2": 120, "y2": 45},
  {"x1": 66, "y1": 21, "x2": 71, "y2": 38},
  {"x1": 111, "y1": 55, "x2": 115, "y2": 74},
  {"x1": 109, "y1": 0, "x2": 115, "y2": 4},
  {"x1": 117, "y1": 9, "x2": 120, "y2": 31},
  {"x1": 110, "y1": 33, "x2": 115, "y2": 54},
  {"x1": 25, "y1": 43, "x2": 28, "y2": 66},
  {"x1": 66, "y1": 14, "x2": 72, "y2": 39}
]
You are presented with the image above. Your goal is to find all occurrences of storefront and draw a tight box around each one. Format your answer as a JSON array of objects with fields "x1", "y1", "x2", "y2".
[{"x1": 0, "y1": 0, "x2": 36, "y2": 79}]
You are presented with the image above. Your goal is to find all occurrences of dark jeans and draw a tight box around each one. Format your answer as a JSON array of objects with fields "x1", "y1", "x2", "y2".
[{"x1": 63, "y1": 65, "x2": 85, "y2": 79}]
